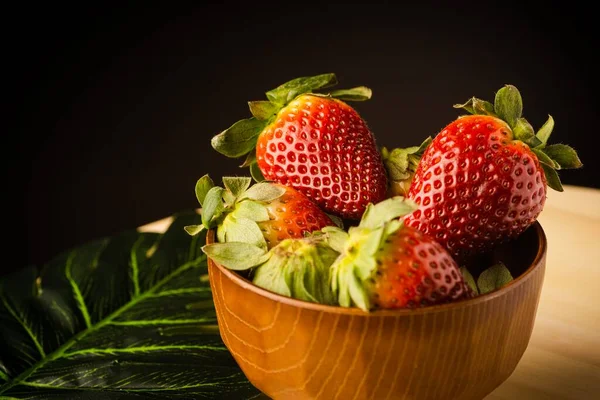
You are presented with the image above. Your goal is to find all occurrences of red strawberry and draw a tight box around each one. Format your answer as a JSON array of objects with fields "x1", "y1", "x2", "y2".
[
  {"x1": 404, "y1": 85, "x2": 582, "y2": 263},
  {"x1": 210, "y1": 73, "x2": 388, "y2": 220},
  {"x1": 328, "y1": 197, "x2": 470, "y2": 311},
  {"x1": 258, "y1": 183, "x2": 338, "y2": 247},
  {"x1": 184, "y1": 175, "x2": 336, "y2": 249}
]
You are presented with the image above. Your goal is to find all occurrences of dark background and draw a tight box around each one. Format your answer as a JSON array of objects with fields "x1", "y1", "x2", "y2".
[{"x1": 7, "y1": 3, "x2": 598, "y2": 276}]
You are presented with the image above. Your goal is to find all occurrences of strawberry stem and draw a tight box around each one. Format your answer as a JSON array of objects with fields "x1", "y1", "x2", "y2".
[
  {"x1": 210, "y1": 73, "x2": 373, "y2": 174},
  {"x1": 381, "y1": 137, "x2": 432, "y2": 196},
  {"x1": 265, "y1": 73, "x2": 338, "y2": 106},
  {"x1": 330, "y1": 197, "x2": 417, "y2": 311},
  {"x1": 251, "y1": 236, "x2": 339, "y2": 305},
  {"x1": 454, "y1": 85, "x2": 583, "y2": 191}
]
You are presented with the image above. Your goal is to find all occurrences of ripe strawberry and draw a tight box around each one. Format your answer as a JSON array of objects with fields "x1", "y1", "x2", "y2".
[
  {"x1": 328, "y1": 197, "x2": 470, "y2": 311},
  {"x1": 210, "y1": 73, "x2": 388, "y2": 220},
  {"x1": 184, "y1": 175, "x2": 336, "y2": 249},
  {"x1": 404, "y1": 85, "x2": 582, "y2": 263},
  {"x1": 257, "y1": 182, "x2": 339, "y2": 247}
]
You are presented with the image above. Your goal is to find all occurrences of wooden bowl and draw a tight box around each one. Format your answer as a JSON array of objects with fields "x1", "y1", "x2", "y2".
[{"x1": 206, "y1": 222, "x2": 547, "y2": 400}]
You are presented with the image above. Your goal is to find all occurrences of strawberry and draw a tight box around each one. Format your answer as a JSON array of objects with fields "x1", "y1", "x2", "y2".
[
  {"x1": 203, "y1": 234, "x2": 339, "y2": 305},
  {"x1": 184, "y1": 175, "x2": 336, "y2": 249},
  {"x1": 327, "y1": 197, "x2": 470, "y2": 311},
  {"x1": 256, "y1": 181, "x2": 340, "y2": 247},
  {"x1": 210, "y1": 73, "x2": 388, "y2": 220},
  {"x1": 404, "y1": 85, "x2": 583, "y2": 263}
]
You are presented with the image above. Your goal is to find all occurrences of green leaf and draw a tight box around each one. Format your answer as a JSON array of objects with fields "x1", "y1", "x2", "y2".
[
  {"x1": 233, "y1": 200, "x2": 270, "y2": 222},
  {"x1": 265, "y1": 73, "x2": 338, "y2": 105},
  {"x1": 250, "y1": 163, "x2": 265, "y2": 182},
  {"x1": 201, "y1": 186, "x2": 225, "y2": 228},
  {"x1": 382, "y1": 137, "x2": 433, "y2": 197},
  {"x1": 512, "y1": 117, "x2": 535, "y2": 142},
  {"x1": 353, "y1": 227, "x2": 384, "y2": 281},
  {"x1": 240, "y1": 151, "x2": 257, "y2": 168},
  {"x1": 346, "y1": 272, "x2": 370, "y2": 311},
  {"x1": 382, "y1": 147, "x2": 411, "y2": 180},
  {"x1": 321, "y1": 226, "x2": 350, "y2": 254},
  {"x1": 532, "y1": 148, "x2": 560, "y2": 169},
  {"x1": 223, "y1": 189, "x2": 237, "y2": 207},
  {"x1": 477, "y1": 262, "x2": 514, "y2": 294},
  {"x1": 0, "y1": 212, "x2": 261, "y2": 398},
  {"x1": 359, "y1": 197, "x2": 417, "y2": 230},
  {"x1": 219, "y1": 215, "x2": 268, "y2": 250},
  {"x1": 252, "y1": 238, "x2": 338, "y2": 305},
  {"x1": 415, "y1": 136, "x2": 433, "y2": 154},
  {"x1": 326, "y1": 213, "x2": 344, "y2": 229},
  {"x1": 535, "y1": 115, "x2": 555, "y2": 147},
  {"x1": 494, "y1": 84, "x2": 523, "y2": 128},
  {"x1": 330, "y1": 215, "x2": 403, "y2": 311},
  {"x1": 239, "y1": 182, "x2": 286, "y2": 202},
  {"x1": 453, "y1": 97, "x2": 495, "y2": 116},
  {"x1": 541, "y1": 163, "x2": 564, "y2": 192},
  {"x1": 223, "y1": 176, "x2": 252, "y2": 199},
  {"x1": 248, "y1": 100, "x2": 280, "y2": 120},
  {"x1": 383, "y1": 219, "x2": 403, "y2": 238},
  {"x1": 356, "y1": 226, "x2": 385, "y2": 261},
  {"x1": 453, "y1": 97, "x2": 476, "y2": 114},
  {"x1": 194, "y1": 174, "x2": 214, "y2": 207},
  {"x1": 460, "y1": 266, "x2": 478, "y2": 295},
  {"x1": 329, "y1": 86, "x2": 372, "y2": 101},
  {"x1": 332, "y1": 252, "x2": 371, "y2": 311},
  {"x1": 202, "y1": 242, "x2": 269, "y2": 271},
  {"x1": 472, "y1": 98, "x2": 496, "y2": 115},
  {"x1": 252, "y1": 258, "x2": 292, "y2": 298},
  {"x1": 542, "y1": 144, "x2": 583, "y2": 169},
  {"x1": 524, "y1": 134, "x2": 543, "y2": 148},
  {"x1": 210, "y1": 117, "x2": 267, "y2": 158},
  {"x1": 183, "y1": 224, "x2": 205, "y2": 236}
]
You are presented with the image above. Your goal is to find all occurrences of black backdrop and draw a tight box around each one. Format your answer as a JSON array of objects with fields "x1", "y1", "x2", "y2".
[{"x1": 7, "y1": 3, "x2": 598, "y2": 276}]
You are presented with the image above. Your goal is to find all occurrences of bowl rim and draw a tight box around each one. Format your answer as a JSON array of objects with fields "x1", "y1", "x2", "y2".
[{"x1": 207, "y1": 221, "x2": 547, "y2": 316}]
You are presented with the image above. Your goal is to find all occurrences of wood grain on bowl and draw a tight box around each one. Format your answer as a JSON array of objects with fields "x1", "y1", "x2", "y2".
[{"x1": 206, "y1": 224, "x2": 547, "y2": 400}]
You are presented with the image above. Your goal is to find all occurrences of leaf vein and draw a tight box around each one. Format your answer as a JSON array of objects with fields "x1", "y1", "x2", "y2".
[
  {"x1": 0, "y1": 255, "x2": 206, "y2": 395},
  {"x1": 109, "y1": 319, "x2": 214, "y2": 326},
  {"x1": 50, "y1": 300, "x2": 75, "y2": 335},
  {"x1": 0, "y1": 291, "x2": 46, "y2": 358},
  {"x1": 64, "y1": 251, "x2": 92, "y2": 329},
  {"x1": 130, "y1": 235, "x2": 144, "y2": 297},
  {"x1": 0, "y1": 370, "x2": 9, "y2": 381},
  {"x1": 15, "y1": 374, "x2": 247, "y2": 391},
  {"x1": 62, "y1": 345, "x2": 227, "y2": 357},
  {"x1": 152, "y1": 288, "x2": 210, "y2": 297}
]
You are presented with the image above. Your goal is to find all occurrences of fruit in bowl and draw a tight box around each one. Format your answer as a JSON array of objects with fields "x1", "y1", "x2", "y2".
[
  {"x1": 402, "y1": 85, "x2": 582, "y2": 263},
  {"x1": 210, "y1": 73, "x2": 388, "y2": 220},
  {"x1": 205, "y1": 222, "x2": 546, "y2": 400},
  {"x1": 187, "y1": 74, "x2": 581, "y2": 399}
]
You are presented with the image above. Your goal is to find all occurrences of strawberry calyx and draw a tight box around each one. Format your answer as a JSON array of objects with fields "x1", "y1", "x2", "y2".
[
  {"x1": 183, "y1": 174, "x2": 286, "y2": 251},
  {"x1": 381, "y1": 136, "x2": 432, "y2": 196},
  {"x1": 210, "y1": 73, "x2": 372, "y2": 178},
  {"x1": 464, "y1": 261, "x2": 514, "y2": 296},
  {"x1": 453, "y1": 84, "x2": 582, "y2": 192},
  {"x1": 328, "y1": 197, "x2": 418, "y2": 311},
  {"x1": 203, "y1": 234, "x2": 339, "y2": 305},
  {"x1": 252, "y1": 236, "x2": 339, "y2": 304}
]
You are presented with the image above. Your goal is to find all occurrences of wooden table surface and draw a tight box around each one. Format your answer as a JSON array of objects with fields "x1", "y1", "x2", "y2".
[
  {"x1": 485, "y1": 185, "x2": 600, "y2": 400},
  {"x1": 140, "y1": 185, "x2": 600, "y2": 400}
]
